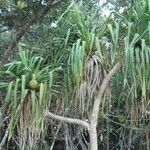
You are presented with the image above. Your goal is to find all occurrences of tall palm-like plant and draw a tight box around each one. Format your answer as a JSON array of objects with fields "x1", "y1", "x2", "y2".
[
  {"x1": 123, "y1": 0, "x2": 150, "y2": 121},
  {"x1": 0, "y1": 44, "x2": 61, "y2": 149},
  {"x1": 67, "y1": 4, "x2": 108, "y2": 117},
  {"x1": 1, "y1": 0, "x2": 150, "y2": 149},
  {"x1": 45, "y1": 1, "x2": 150, "y2": 149}
]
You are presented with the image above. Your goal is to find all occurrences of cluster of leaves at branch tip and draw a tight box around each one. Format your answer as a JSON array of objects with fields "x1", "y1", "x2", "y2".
[{"x1": 29, "y1": 74, "x2": 39, "y2": 90}]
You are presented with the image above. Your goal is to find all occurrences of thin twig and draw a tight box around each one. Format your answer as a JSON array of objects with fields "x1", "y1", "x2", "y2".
[{"x1": 106, "y1": 117, "x2": 150, "y2": 131}]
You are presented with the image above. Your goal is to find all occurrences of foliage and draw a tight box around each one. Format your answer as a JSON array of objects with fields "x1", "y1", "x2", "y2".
[
  {"x1": 0, "y1": 0, "x2": 150, "y2": 149},
  {"x1": 0, "y1": 44, "x2": 61, "y2": 149},
  {"x1": 0, "y1": 0, "x2": 47, "y2": 30}
]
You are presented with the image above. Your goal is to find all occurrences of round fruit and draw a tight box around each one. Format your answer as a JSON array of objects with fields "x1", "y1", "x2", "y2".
[{"x1": 29, "y1": 79, "x2": 39, "y2": 90}]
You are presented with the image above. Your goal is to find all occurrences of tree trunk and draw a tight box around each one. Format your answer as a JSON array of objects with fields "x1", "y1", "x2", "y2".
[
  {"x1": 89, "y1": 124, "x2": 98, "y2": 150},
  {"x1": 88, "y1": 62, "x2": 122, "y2": 150},
  {"x1": 45, "y1": 63, "x2": 123, "y2": 150}
]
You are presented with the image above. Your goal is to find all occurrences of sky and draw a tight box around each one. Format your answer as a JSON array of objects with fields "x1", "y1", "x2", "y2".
[
  {"x1": 99, "y1": 0, "x2": 125, "y2": 17},
  {"x1": 99, "y1": 0, "x2": 113, "y2": 17}
]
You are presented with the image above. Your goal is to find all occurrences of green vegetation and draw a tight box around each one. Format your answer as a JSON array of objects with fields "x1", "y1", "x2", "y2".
[{"x1": 0, "y1": 0, "x2": 150, "y2": 149}]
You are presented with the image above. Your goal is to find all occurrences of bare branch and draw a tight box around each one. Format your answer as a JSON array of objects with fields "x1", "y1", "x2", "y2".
[{"x1": 45, "y1": 110, "x2": 90, "y2": 130}]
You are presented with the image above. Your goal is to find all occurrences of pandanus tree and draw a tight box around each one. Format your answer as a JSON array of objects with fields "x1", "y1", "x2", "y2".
[
  {"x1": 44, "y1": 1, "x2": 150, "y2": 149},
  {"x1": 0, "y1": 0, "x2": 150, "y2": 149},
  {"x1": 0, "y1": 44, "x2": 61, "y2": 149},
  {"x1": 44, "y1": 4, "x2": 123, "y2": 150}
]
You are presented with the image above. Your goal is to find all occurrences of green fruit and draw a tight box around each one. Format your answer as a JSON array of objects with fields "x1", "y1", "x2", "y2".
[{"x1": 29, "y1": 79, "x2": 39, "y2": 90}]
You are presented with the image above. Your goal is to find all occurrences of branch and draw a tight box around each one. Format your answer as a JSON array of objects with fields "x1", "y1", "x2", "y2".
[
  {"x1": 45, "y1": 110, "x2": 90, "y2": 130},
  {"x1": 0, "y1": 0, "x2": 62, "y2": 67},
  {"x1": 90, "y1": 62, "x2": 122, "y2": 125}
]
